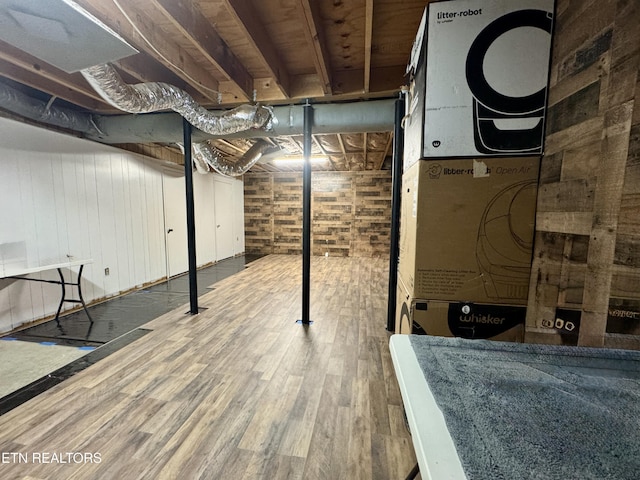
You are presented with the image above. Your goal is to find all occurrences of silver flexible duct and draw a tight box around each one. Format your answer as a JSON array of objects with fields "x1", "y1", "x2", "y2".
[
  {"x1": 176, "y1": 143, "x2": 209, "y2": 174},
  {"x1": 80, "y1": 63, "x2": 275, "y2": 135},
  {"x1": 192, "y1": 145, "x2": 211, "y2": 174},
  {"x1": 0, "y1": 81, "x2": 101, "y2": 135},
  {"x1": 193, "y1": 140, "x2": 274, "y2": 177}
]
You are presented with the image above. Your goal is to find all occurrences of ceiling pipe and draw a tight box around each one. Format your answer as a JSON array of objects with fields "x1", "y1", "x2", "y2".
[
  {"x1": 0, "y1": 79, "x2": 397, "y2": 145},
  {"x1": 0, "y1": 80, "x2": 101, "y2": 136},
  {"x1": 87, "y1": 99, "x2": 397, "y2": 144}
]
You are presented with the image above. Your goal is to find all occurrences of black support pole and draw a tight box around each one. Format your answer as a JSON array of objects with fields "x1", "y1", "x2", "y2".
[
  {"x1": 183, "y1": 118, "x2": 199, "y2": 315},
  {"x1": 301, "y1": 101, "x2": 313, "y2": 324},
  {"x1": 387, "y1": 93, "x2": 405, "y2": 332}
]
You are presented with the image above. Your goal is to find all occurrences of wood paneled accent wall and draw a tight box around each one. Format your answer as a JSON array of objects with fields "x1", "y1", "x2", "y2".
[
  {"x1": 244, "y1": 171, "x2": 392, "y2": 257},
  {"x1": 526, "y1": 0, "x2": 640, "y2": 349}
]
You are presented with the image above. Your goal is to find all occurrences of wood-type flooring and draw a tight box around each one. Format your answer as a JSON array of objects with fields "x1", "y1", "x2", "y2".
[{"x1": 0, "y1": 255, "x2": 418, "y2": 479}]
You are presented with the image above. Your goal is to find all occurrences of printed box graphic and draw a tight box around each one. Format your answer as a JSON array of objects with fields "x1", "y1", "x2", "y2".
[
  {"x1": 417, "y1": 0, "x2": 555, "y2": 157},
  {"x1": 398, "y1": 156, "x2": 540, "y2": 304}
]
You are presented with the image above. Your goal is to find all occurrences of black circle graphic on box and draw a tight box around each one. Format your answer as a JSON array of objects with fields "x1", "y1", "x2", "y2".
[{"x1": 465, "y1": 9, "x2": 552, "y2": 115}]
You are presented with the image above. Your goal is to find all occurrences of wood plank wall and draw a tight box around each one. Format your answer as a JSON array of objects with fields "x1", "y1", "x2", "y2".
[
  {"x1": 525, "y1": 0, "x2": 640, "y2": 349},
  {"x1": 244, "y1": 171, "x2": 392, "y2": 258}
]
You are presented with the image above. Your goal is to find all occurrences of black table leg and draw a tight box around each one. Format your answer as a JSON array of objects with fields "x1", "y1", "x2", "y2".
[
  {"x1": 75, "y1": 265, "x2": 93, "y2": 323},
  {"x1": 54, "y1": 266, "x2": 93, "y2": 325},
  {"x1": 405, "y1": 462, "x2": 420, "y2": 480},
  {"x1": 54, "y1": 268, "x2": 66, "y2": 326}
]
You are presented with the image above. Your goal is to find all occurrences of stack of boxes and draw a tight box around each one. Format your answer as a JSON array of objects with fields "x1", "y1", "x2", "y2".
[{"x1": 396, "y1": 0, "x2": 555, "y2": 342}]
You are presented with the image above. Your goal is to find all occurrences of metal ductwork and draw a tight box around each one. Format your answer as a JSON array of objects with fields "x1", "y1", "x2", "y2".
[
  {"x1": 0, "y1": 78, "x2": 396, "y2": 145},
  {"x1": 78, "y1": 64, "x2": 394, "y2": 144},
  {"x1": 80, "y1": 63, "x2": 275, "y2": 136},
  {"x1": 0, "y1": 80, "x2": 100, "y2": 135},
  {"x1": 0, "y1": 74, "x2": 396, "y2": 176},
  {"x1": 80, "y1": 63, "x2": 281, "y2": 177},
  {"x1": 87, "y1": 99, "x2": 396, "y2": 144},
  {"x1": 192, "y1": 139, "x2": 275, "y2": 177}
]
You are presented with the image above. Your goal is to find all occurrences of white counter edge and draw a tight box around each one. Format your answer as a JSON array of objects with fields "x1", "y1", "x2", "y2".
[{"x1": 389, "y1": 334, "x2": 467, "y2": 480}]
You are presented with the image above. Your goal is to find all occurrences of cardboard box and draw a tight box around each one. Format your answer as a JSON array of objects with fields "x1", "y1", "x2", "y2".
[
  {"x1": 398, "y1": 156, "x2": 539, "y2": 304},
  {"x1": 403, "y1": 8, "x2": 427, "y2": 171},
  {"x1": 396, "y1": 277, "x2": 524, "y2": 341},
  {"x1": 404, "y1": 0, "x2": 555, "y2": 160}
]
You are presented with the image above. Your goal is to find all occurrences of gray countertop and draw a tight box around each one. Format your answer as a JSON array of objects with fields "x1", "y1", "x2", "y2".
[{"x1": 395, "y1": 335, "x2": 640, "y2": 480}]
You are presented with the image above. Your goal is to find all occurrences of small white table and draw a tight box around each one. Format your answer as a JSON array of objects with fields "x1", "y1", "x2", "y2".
[{"x1": 1, "y1": 259, "x2": 94, "y2": 325}]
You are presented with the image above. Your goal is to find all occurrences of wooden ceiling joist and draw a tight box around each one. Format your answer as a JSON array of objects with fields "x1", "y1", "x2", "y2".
[
  {"x1": 298, "y1": 0, "x2": 333, "y2": 95},
  {"x1": 364, "y1": 0, "x2": 374, "y2": 93},
  {"x1": 223, "y1": 0, "x2": 291, "y2": 99},
  {"x1": 312, "y1": 134, "x2": 338, "y2": 171},
  {"x1": 116, "y1": 54, "x2": 186, "y2": 90},
  {"x1": 363, "y1": 132, "x2": 369, "y2": 168},
  {"x1": 377, "y1": 132, "x2": 393, "y2": 170},
  {"x1": 75, "y1": 0, "x2": 221, "y2": 103},
  {"x1": 152, "y1": 0, "x2": 253, "y2": 101}
]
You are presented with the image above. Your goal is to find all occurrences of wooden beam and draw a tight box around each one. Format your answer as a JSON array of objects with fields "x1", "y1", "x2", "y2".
[
  {"x1": 217, "y1": 139, "x2": 246, "y2": 154},
  {"x1": 377, "y1": 132, "x2": 393, "y2": 170},
  {"x1": 364, "y1": 0, "x2": 374, "y2": 93},
  {"x1": 116, "y1": 54, "x2": 184, "y2": 87},
  {"x1": 0, "y1": 58, "x2": 113, "y2": 112},
  {"x1": 223, "y1": 0, "x2": 291, "y2": 99},
  {"x1": 298, "y1": 0, "x2": 333, "y2": 94},
  {"x1": 334, "y1": 66, "x2": 405, "y2": 95},
  {"x1": 74, "y1": 0, "x2": 221, "y2": 103},
  {"x1": 115, "y1": 54, "x2": 212, "y2": 106},
  {"x1": 363, "y1": 132, "x2": 369, "y2": 169},
  {"x1": 284, "y1": 66, "x2": 404, "y2": 103},
  {"x1": 151, "y1": 0, "x2": 253, "y2": 101},
  {"x1": 0, "y1": 39, "x2": 112, "y2": 108},
  {"x1": 312, "y1": 135, "x2": 338, "y2": 170},
  {"x1": 337, "y1": 133, "x2": 348, "y2": 169}
]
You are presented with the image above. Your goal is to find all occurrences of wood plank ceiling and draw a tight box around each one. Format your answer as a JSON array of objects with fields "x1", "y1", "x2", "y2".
[{"x1": 0, "y1": 0, "x2": 429, "y2": 172}]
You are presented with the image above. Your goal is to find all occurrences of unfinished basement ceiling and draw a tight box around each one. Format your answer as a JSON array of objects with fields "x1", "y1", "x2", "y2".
[{"x1": 0, "y1": 0, "x2": 429, "y2": 172}]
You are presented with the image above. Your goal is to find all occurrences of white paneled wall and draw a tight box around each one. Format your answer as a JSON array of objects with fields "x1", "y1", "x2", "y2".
[
  {"x1": 233, "y1": 177, "x2": 246, "y2": 255},
  {"x1": 164, "y1": 170, "x2": 245, "y2": 277},
  {"x1": 193, "y1": 171, "x2": 218, "y2": 267},
  {"x1": 0, "y1": 117, "x2": 245, "y2": 334}
]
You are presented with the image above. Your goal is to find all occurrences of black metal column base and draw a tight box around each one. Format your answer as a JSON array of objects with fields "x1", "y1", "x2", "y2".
[
  {"x1": 296, "y1": 319, "x2": 313, "y2": 325},
  {"x1": 184, "y1": 307, "x2": 208, "y2": 315}
]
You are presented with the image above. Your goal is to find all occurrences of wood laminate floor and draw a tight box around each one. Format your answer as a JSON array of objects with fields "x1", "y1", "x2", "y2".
[{"x1": 0, "y1": 255, "x2": 418, "y2": 479}]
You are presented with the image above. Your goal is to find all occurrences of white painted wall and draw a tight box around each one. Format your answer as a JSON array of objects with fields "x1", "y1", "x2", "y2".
[
  {"x1": 194, "y1": 171, "x2": 218, "y2": 267},
  {"x1": 233, "y1": 178, "x2": 246, "y2": 255},
  {"x1": 163, "y1": 170, "x2": 245, "y2": 277},
  {"x1": 0, "y1": 117, "x2": 245, "y2": 333},
  {"x1": 198, "y1": 173, "x2": 245, "y2": 263},
  {"x1": 163, "y1": 172, "x2": 189, "y2": 278}
]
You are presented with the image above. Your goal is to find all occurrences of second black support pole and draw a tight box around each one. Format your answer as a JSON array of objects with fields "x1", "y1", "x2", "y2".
[
  {"x1": 301, "y1": 102, "x2": 313, "y2": 324},
  {"x1": 387, "y1": 93, "x2": 405, "y2": 332},
  {"x1": 183, "y1": 118, "x2": 199, "y2": 315}
]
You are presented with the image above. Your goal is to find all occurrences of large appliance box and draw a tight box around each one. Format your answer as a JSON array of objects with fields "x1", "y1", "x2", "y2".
[
  {"x1": 395, "y1": 275, "x2": 524, "y2": 342},
  {"x1": 398, "y1": 156, "x2": 540, "y2": 304},
  {"x1": 404, "y1": 0, "x2": 555, "y2": 165}
]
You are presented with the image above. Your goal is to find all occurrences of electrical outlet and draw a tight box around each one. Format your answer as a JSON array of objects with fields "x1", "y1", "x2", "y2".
[{"x1": 104, "y1": 267, "x2": 110, "y2": 276}]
